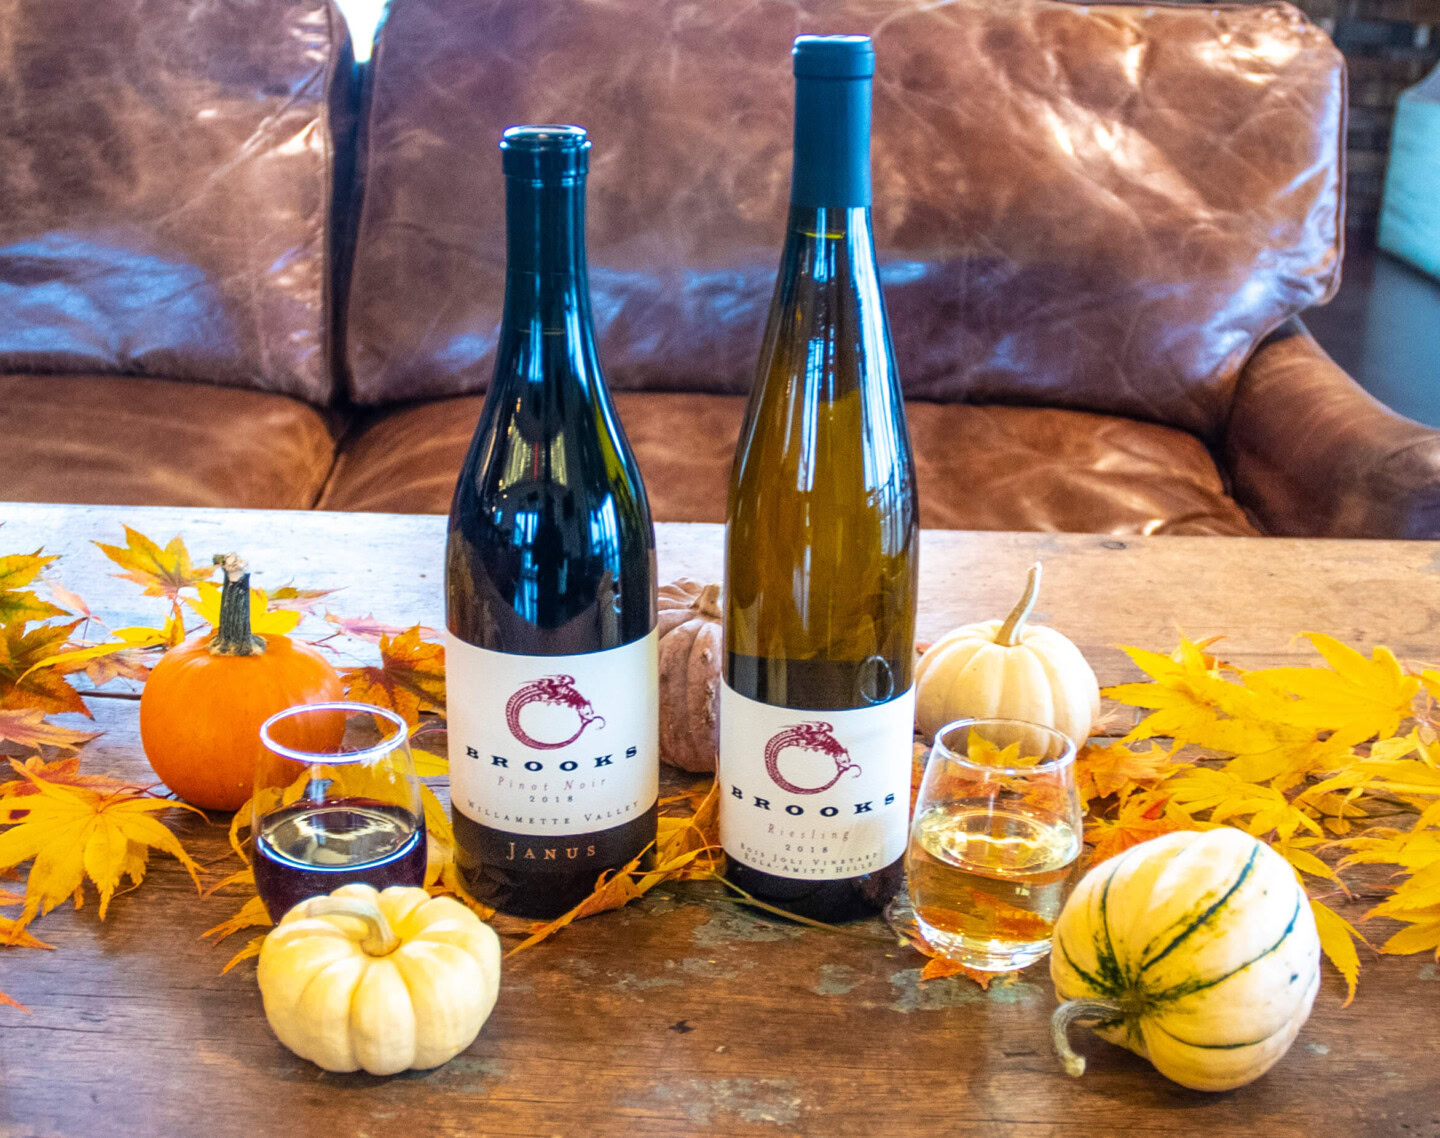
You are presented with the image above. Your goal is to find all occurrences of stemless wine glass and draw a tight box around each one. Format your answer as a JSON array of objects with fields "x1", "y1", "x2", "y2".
[
  {"x1": 907, "y1": 718, "x2": 1083, "y2": 972},
  {"x1": 252, "y1": 702, "x2": 426, "y2": 922}
]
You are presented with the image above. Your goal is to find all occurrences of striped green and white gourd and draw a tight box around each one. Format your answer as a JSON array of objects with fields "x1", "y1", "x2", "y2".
[{"x1": 1050, "y1": 827, "x2": 1321, "y2": 1092}]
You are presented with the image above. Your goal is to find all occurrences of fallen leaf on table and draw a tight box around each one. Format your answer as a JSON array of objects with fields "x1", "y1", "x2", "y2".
[
  {"x1": 221, "y1": 935, "x2": 268, "y2": 974},
  {"x1": 0, "y1": 764, "x2": 204, "y2": 927},
  {"x1": 1310, "y1": 897, "x2": 1365, "y2": 1005},
  {"x1": 43, "y1": 578, "x2": 92, "y2": 621},
  {"x1": 0, "y1": 621, "x2": 87, "y2": 716},
  {"x1": 1245, "y1": 634, "x2": 1419, "y2": 748},
  {"x1": 94, "y1": 526, "x2": 216, "y2": 601},
  {"x1": 325, "y1": 612, "x2": 439, "y2": 644},
  {"x1": 0, "y1": 988, "x2": 29, "y2": 1013},
  {"x1": 0, "y1": 757, "x2": 139, "y2": 799},
  {"x1": 83, "y1": 649, "x2": 152, "y2": 687},
  {"x1": 0, "y1": 711, "x2": 102, "y2": 756},
  {"x1": 1, "y1": 911, "x2": 54, "y2": 949},
  {"x1": 268, "y1": 586, "x2": 341, "y2": 615},
  {"x1": 20, "y1": 622, "x2": 179, "y2": 680},
  {"x1": 1085, "y1": 791, "x2": 1197, "y2": 866},
  {"x1": 919, "y1": 956, "x2": 1001, "y2": 988},
  {"x1": 1075, "y1": 740, "x2": 1178, "y2": 805},
  {"x1": 204, "y1": 895, "x2": 272, "y2": 945},
  {"x1": 507, "y1": 810, "x2": 718, "y2": 957},
  {"x1": 0, "y1": 553, "x2": 63, "y2": 626},
  {"x1": 340, "y1": 627, "x2": 446, "y2": 726},
  {"x1": 185, "y1": 583, "x2": 300, "y2": 637}
]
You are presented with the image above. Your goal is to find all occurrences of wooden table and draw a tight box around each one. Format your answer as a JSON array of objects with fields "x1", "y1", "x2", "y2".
[{"x1": 2, "y1": 502, "x2": 1438, "y2": 1138}]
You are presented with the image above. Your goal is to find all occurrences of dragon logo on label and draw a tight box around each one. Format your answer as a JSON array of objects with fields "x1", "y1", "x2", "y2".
[
  {"x1": 763, "y1": 721, "x2": 862, "y2": 795},
  {"x1": 505, "y1": 674, "x2": 606, "y2": 750}
]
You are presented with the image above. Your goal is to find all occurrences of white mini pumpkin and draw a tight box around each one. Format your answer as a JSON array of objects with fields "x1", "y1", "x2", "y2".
[
  {"x1": 256, "y1": 883, "x2": 501, "y2": 1076},
  {"x1": 915, "y1": 563, "x2": 1098, "y2": 744},
  {"x1": 1049, "y1": 828, "x2": 1321, "y2": 1092}
]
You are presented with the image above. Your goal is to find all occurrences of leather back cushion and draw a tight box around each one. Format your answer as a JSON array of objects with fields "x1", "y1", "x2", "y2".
[
  {"x1": 348, "y1": 0, "x2": 1343, "y2": 436},
  {"x1": 0, "y1": 0, "x2": 352, "y2": 403}
]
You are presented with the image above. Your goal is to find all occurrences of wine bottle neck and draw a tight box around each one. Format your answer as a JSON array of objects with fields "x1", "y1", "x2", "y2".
[
  {"x1": 497, "y1": 174, "x2": 597, "y2": 373},
  {"x1": 790, "y1": 58, "x2": 872, "y2": 208}
]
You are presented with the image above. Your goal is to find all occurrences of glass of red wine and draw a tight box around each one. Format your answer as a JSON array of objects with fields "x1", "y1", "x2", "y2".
[{"x1": 252, "y1": 702, "x2": 427, "y2": 922}]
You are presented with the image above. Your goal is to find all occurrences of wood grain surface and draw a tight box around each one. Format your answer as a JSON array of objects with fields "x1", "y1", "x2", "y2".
[{"x1": 2, "y1": 503, "x2": 1439, "y2": 1138}]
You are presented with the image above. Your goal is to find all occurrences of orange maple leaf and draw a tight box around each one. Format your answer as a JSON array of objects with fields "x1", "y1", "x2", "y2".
[
  {"x1": 0, "y1": 621, "x2": 87, "y2": 717},
  {"x1": 1075, "y1": 740, "x2": 1178, "y2": 805},
  {"x1": 0, "y1": 711, "x2": 101, "y2": 756},
  {"x1": 340, "y1": 627, "x2": 445, "y2": 726},
  {"x1": 507, "y1": 783, "x2": 721, "y2": 956},
  {"x1": 1085, "y1": 792, "x2": 1195, "y2": 866},
  {"x1": 94, "y1": 526, "x2": 215, "y2": 601}
]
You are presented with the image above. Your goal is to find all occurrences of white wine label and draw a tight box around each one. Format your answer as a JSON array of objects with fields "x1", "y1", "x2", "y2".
[
  {"x1": 446, "y1": 630, "x2": 659, "y2": 838},
  {"x1": 718, "y1": 683, "x2": 915, "y2": 880}
]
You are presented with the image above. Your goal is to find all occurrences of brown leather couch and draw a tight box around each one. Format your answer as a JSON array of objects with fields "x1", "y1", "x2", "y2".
[{"x1": 4, "y1": 0, "x2": 1439, "y2": 539}]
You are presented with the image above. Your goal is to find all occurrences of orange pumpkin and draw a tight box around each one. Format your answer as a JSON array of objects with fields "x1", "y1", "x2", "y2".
[{"x1": 139, "y1": 554, "x2": 343, "y2": 811}]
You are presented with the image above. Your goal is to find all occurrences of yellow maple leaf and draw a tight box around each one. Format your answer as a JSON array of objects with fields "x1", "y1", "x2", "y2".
[
  {"x1": 340, "y1": 627, "x2": 445, "y2": 726},
  {"x1": 18, "y1": 622, "x2": 180, "y2": 681},
  {"x1": 1310, "y1": 898, "x2": 1365, "y2": 1005},
  {"x1": 0, "y1": 766, "x2": 203, "y2": 926},
  {"x1": 1245, "y1": 634, "x2": 1419, "y2": 748},
  {"x1": 0, "y1": 757, "x2": 138, "y2": 799},
  {"x1": 203, "y1": 894, "x2": 272, "y2": 945},
  {"x1": 0, "y1": 552, "x2": 64, "y2": 626},
  {"x1": 185, "y1": 582, "x2": 300, "y2": 637},
  {"x1": 94, "y1": 526, "x2": 215, "y2": 600}
]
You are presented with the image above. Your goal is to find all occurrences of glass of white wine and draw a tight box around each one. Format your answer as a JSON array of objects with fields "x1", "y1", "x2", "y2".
[{"x1": 907, "y1": 718, "x2": 1082, "y2": 972}]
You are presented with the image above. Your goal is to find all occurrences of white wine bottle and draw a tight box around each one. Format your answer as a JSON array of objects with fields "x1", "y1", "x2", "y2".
[
  {"x1": 445, "y1": 126, "x2": 659, "y2": 919},
  {"x1": 721, "y1": 37, "x2": 919, "y2": 922}
]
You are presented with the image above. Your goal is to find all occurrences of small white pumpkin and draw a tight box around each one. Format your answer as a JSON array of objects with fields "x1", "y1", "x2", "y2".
[
  {"x1": 1050, "y1": 828, "x2": 1321, "y2": 1092},
  {"x1": 257, "y1": 883, "x2": 501, "y2": 1075},
  {"x1": 915, "y1": 563, "x2": 1098, "y2": 744}
]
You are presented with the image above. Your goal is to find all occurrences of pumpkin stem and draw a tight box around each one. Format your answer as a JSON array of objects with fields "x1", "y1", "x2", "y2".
[
  {"x1": 295, "y1": 896, "x2": 402, "y2": 956},
  {"x1": 697, "y1": 583, "x2": 722, "y2": 620},
  {"x1": 211, "y1": 553, "x2": 265, "y2": 657},
  {"x1": 1050, "y1": 997, "x2": 1125, "y2": 1078},
  {"x1": 995, "y1": 562, "x2": 1042, "y2": 648}
]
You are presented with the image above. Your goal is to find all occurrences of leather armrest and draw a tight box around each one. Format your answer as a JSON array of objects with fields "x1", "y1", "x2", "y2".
[{"x1": 1223, "y1": 320, "x2": 1440, "y2": 539}]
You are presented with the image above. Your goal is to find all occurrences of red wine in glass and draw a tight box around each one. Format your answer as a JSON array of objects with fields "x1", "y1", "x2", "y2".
[{"x1": 253, "y1": 795, "x2": 427, "y2": 921}]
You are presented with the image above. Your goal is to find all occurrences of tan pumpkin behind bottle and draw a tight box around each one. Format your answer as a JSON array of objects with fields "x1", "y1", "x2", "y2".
[
  {"x1": 139, "y1": 554, "x2": 343, "y2": 811},
  {"x1": 657, "y1": 578, "x2": 721, "y2": 773}
]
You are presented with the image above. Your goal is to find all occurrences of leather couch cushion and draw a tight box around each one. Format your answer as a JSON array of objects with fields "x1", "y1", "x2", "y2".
[
  {"x1": 347, "y1": 0, "x2": 1341, "y2": 437},
  {"x1": 320, "y1": 392, "x2": 1258, "y2": 536},
  {"x1": 0, "y1": 375, "x2": 339, "y2": 509},
  {"x1": 0, "y1": 0, "x2": 353, "y2": 403}
]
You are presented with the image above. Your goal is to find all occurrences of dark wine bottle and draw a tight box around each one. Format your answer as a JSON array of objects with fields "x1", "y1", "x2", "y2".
[
  {"x1": 445, "y1": 126, "x2": 658, "y2": 920},
  {"x1": 721, "y1": 37, "x2": 919, "y2": 922}
]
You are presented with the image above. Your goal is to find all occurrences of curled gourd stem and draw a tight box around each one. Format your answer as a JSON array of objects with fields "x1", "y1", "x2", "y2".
[
  {"x1": 210, "y1": 553, "x2": 266, "y2": 657},
  {"x1": 696, "y1": 583, "x2": 722, "y2": 620},
  {"x1": 297, "y1": 896, "x2": 401, "y2": 957},
  {"x1": 995, "y1": 562, "x2": 1042, "y2": 648},
  {"x1": 1051, "y1": 997, "x2": 1125, "y2": 1078}
]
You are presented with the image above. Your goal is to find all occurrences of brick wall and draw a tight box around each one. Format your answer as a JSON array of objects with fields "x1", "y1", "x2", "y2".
[{"x1": 1294, "y1": 0, "x2": 1439, "y2": 234}]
